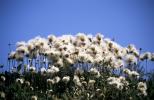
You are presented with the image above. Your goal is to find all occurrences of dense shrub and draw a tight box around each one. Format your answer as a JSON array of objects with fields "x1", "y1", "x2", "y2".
[{"x1": 0, "y1": 33, "x2": 154, "y2": 100}]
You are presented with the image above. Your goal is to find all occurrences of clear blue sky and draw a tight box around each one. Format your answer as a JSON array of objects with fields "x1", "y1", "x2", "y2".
[{"x1": 0, "y1": 0, "x2": 154, "y2": 71}]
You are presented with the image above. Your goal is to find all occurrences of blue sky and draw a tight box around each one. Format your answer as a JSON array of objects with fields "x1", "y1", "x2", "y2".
[{"x1": 0, "y1": 0, "x2": 154, "y2": 71}]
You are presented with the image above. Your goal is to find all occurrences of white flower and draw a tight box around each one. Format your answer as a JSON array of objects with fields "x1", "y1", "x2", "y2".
[
  {"x1": 88, "y1": 79, "x2": 96, "y2": 85},
  {"x1": 48, "y1": 34, "x2": 56, "y2": 43},
  {"x1": 51, "y1": 65, "x2": 59, "y2": 72},
  {"x1": 65, "y1": 58, "x2": 74, "y2": 65},
  {"x1": 30, "y1": 86, "x2": 34, "y2": 91},
  {"x1": 73, "y1": 75, "x2": 81, "y2": 86},
  {"x1": 47, "y1": 69, "x2": 54, "y2": 74},
  {"x1": 16, "y1": 41, "x2": 26, "y2": 47},
  {"x1": 73, "y1": 75, "x2": 80, "y2": 83},
  {"x1": 123, "y1": 68, "x2": 131, "y2": 75},
  {"x1": 125, "y1": 54, "x2": 137, "y2": 64},
  {"x1": 9, "y1": 51, "x2": 16, "y2": 59},
  {"x1": 86, "y1": 54, "x2": 94, "y2": 63},
  {"x1": 108, "y1": 77, "x2": 123, "y2": 90},
  {"x1": 16, "y1": 46, "x2": 28, "y2": 54},
  {"x1": 127, "y1": 44, "x2": 139, "y2": 56},
  {"x1": 140, "y1": 52, "x2": 151, "y2": 60},
  {"x1": 40, "y1": 67, "x2": 46, "y2": 74},
  {"x1": 89, "y1": 68, "x2": 98, "y2": 74},
  {"x1": 75, "y1": 68, "x2": 84, "y2": 75},
  {"x1": 94, "y1": 56, "x2": 103, "y2": 64},
  {"x1": 123, "y1": 68, "x2": 139, "y2": 78},
  {"x1": 89, "y1": 68, "x2": 101, "y2": 78},
  {"x1": 54, "y1": 76, "x2": 61, "y2": 83},
  {"x1": 96, "y1": 71, "x2": 101, "y2": 78},
  {"x1": 114, "y1": 59, "x2": 124, "y2": 69},
  {"x1": 119, "y1": 76, "x2": 129, "y2": 86},
  {"x1": 16, "y1": 78, "x2": 24, "y2": 84},
  {"x1": 47, "y1": 89, "x2": 53, "y2": 94},
  {"x1": 1, "y1": 76, "x2": 5, "y2": 82},
  {"x1": 107, "y1": 76, "x2": 128, "y2": 90},
  {"x1": 151, "y1": 53, "x2": 154, "y2": 61},
  {"x1": 47, "y1": 65, "x2": 59, "y2": 74},
  {"x1": 54, "y1": 58, "x2": 64, "y2": 67},
  {"x1": 59, "y1": 35, "x2": 73, "y2": 44},
  {"x1": 25, "y1": 81, "x2": 30, "y2": 86},
  {"x1": 62, "y1": 76, "x2": 70, "y2": 83},
  {"x1": 47, "y1": 76, "x2": 60, "y2": 84},
  {"x1": 31, "y1": 95, "x2": 37, "y2": 100},
  {"x1": 131, "y1": 71, "x2": 139, "y2": 78},
  {"x1": 137, "y1": 82, "x2": 147, "y2": 91},
  {"x1": 78, "y1": 52, "x2": 88, "y2": 62},
  {"x1": 0, "y1": 91, "x2": 5, "y2": 99},
  {"x1": 76, "y1": 33, "x2": 87, "y2": 42},
  {"x1": 137, "y1": 82, "x2": 147, "y2": 96},
  {"x1": 47, "y1": 79, "x2": 54, "y2": 84},
  {"x1": 29, "y1": 66, "x2": 36, "y2": 72},
  {"x1": 96, "y1": 33, "x2": 104, "y2": 41},
  {"x1": 46, "y1": 49, "x2": 61, "y2": 61}
]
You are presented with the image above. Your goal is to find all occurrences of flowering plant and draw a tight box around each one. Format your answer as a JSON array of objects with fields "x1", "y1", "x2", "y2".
[{"x1": 0, "y1": 33, "x2": 154, "y2": 99}]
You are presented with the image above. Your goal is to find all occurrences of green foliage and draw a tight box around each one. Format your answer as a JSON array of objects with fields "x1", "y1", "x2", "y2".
[{"x1": 0, "y1": 68, "x2": 153, "y2": 100}]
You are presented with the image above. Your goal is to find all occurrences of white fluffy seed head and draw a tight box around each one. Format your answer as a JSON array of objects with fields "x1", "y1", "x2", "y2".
[
  {"x1": 40, "y1": 67, "x2": 46, "y2": 74},
  {"x1": 29, "y1": 66, "x2": 36, "y2": 72},
  {"x1": 137, "y1": 82, "x2": 147, "y2": 96},
  {"x1": 62, "y1": 76, "x2": 70, "y2": 83},
  {"x1": 16, "y1": 78, "x2": 24, "y2": 84},
  {"x1": 47, "y1": 65, "x2": 59, "y2": 74},
  {"x1": 1, "y1": 76, "x2": 5, "y2": 82},
  {"x1": 125, "y1": 54, "x2": 137, "y2": 64},
  {"x1": 31, "y1": 95, "x2": 37, "y2": 100},
  {"x1": 140, "y1": 52, "x2": 151, "y2": 61}
]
